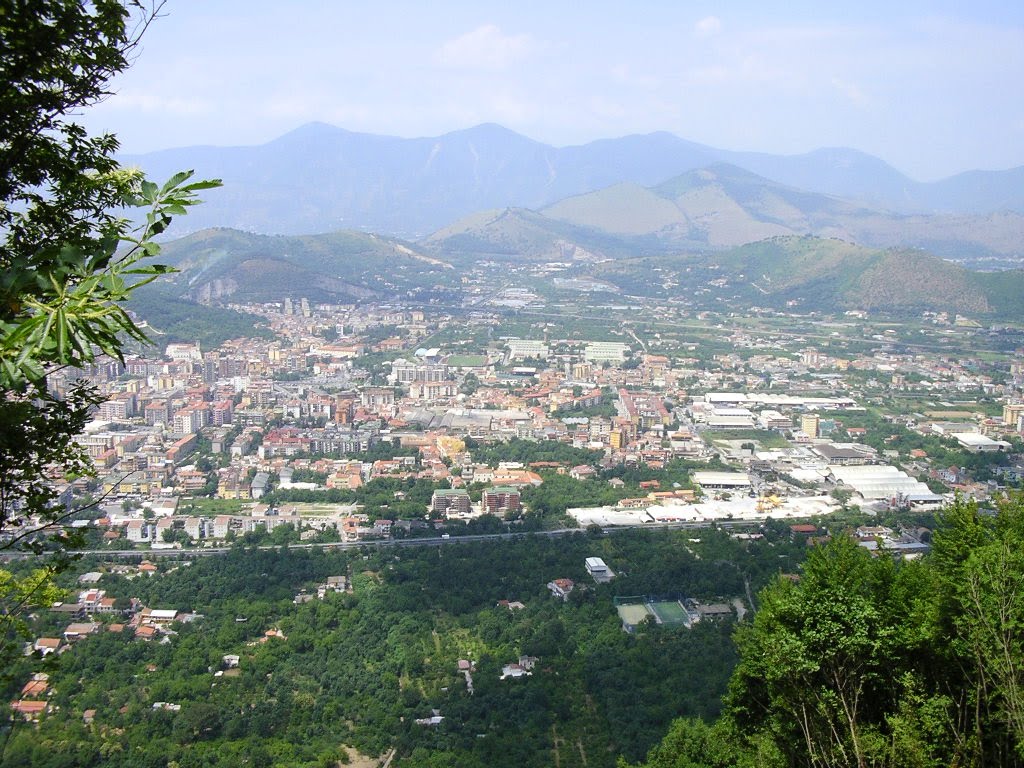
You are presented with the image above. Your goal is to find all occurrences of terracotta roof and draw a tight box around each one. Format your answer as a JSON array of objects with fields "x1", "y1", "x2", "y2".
[
  {"x1": 11, "y1": 700, "x2": 46, "y2": 714},
  {"x1": 20, "y1": 680, "x2": 47, "y2": 697}
]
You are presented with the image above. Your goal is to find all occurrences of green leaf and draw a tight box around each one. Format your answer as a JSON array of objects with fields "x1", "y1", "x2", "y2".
[
  {"x1": 160, "y1": 170, "x2": 194, "y2": 193},
  {"x1": 181, "y1": 178, "x2": 223, "y2": 192}
]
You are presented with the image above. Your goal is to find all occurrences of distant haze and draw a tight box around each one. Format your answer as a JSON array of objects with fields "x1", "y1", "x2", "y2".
[
  {"x1": 82, "y1": 1, "x2": 1024, "y2": 181},
  {"x1": 123, "y1": 123, "x2": 1024, "y2": 252}
]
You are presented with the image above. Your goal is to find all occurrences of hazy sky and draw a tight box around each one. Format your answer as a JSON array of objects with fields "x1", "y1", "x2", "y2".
[{"x1": 81, "y1": 0, "x2": 1024, "y2": 181}]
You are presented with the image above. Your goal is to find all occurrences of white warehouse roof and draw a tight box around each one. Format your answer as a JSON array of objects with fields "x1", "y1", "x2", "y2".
[
  {"x1": 829, "y1": 465, "x2": 941, "y2": 502},
  {"x1": 693, "y1": 471, "x2": 752, "y2": 488}
]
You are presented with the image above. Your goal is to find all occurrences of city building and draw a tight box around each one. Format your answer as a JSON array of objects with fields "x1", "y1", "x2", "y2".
[
  {"x1": 584, "y1": 342, "x2": 629, "y2": 364},
  {"x1": 481, "y1": 486, "x2": 521, "y2": 516},
  {"x1": 431, "y1": 488, "x2": 472, "y2": 517}
]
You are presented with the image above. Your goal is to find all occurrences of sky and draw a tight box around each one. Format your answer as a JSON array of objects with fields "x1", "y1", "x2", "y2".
[{"x1": 80, "y1": 0, "x2": 1024, "y2": 181}]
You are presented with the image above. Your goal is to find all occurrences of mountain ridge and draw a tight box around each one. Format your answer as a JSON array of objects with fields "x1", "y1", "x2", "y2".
[
  {"x1": 123, "y1": 122, "x2": 1024, "y2": 238},
  {"x1": 429, "y1": 163, "x2": 1023, "y2": 263}
]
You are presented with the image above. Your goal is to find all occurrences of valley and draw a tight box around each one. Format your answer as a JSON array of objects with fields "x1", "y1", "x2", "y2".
[
  {"x1": 4, "y1": 2, "x2": 1024, "y2": 764},
  {"x1": 5, "y1": 237, "x2": 1023, "y2": 765}
]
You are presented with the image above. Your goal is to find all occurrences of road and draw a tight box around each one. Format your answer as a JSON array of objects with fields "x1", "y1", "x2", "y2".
[{"x1": 2, "y1": 519, "x2": 757, "y2": 561}]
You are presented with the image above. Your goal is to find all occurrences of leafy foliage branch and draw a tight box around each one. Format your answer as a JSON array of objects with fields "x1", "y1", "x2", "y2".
[{"x1": 0, "y1": 0, "x2": 219, "y2": 668}]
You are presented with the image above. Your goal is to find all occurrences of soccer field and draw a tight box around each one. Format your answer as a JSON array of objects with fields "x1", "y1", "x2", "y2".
[{"x1": 648, "y1": 600, "x2": 689, "y2": 626}]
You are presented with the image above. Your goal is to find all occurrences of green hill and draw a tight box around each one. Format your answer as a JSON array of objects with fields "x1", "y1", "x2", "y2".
[
  {"x1": 542, "y1": 182, "x2": 688, "y2": 236},
  {"x1": 541, "y1": 164, "x2": 875, "y2": 248},
  {"x1": 423, "y1": 207, "x2": 672, "y2": 262},
  {"x1": 715, "y1": 236, "x2": 1003, "y2": 314},
  {"x1": 532, "y1": 163, "x2": 1024, "y2": 261},
  {"x1": 419, "y1": 164, "x2": 1023, "y2": 266},
  {"x1": 128, "y1": 285, "x2": 275, "y2": 348},
  {"x1": 154, "y1": 227, "x2": 454, "y2": 304},
  {"x1": 591, "y1": 235, "x2": 1024, "y2": 317},
  {"x1": 124, "y1": 228, "x2": 462, "y2": 345}
]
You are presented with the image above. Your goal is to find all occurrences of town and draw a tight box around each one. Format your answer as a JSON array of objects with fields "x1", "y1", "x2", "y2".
[{"x1": 24, "y1": 274, "x2": 1023, "y2": 556}]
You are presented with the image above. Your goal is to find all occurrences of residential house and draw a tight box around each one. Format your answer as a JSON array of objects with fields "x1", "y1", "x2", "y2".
[
  {"x1": 63, "y1": 623, "x2": 99, "y2": 641},
  {"x1": 10, "y1": 700, "x2": 47, "y2": 721},
  {"x1": 547, "y1": 578, "x2": 575, "y2": 601},
  {"x1": 125, "y1": 519, "x2": 152, "y2": 543},
  {"x1": 33, "y1": 638, "x2": 62, "y2": 656},
  {"x1": 570, "y1": 465, "x2": 597, "y2": 480}
]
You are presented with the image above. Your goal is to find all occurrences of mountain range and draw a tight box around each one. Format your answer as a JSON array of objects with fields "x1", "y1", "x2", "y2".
[
  {"x1": 424, "y1": 163, "x2": 1024, "y2": 267},
  {"x1": 126, "y1": 122, "x2": 1024, "y2": 240},
  {"x1": 123, "y1": 122, "x2": 1024, "y2": 331}
]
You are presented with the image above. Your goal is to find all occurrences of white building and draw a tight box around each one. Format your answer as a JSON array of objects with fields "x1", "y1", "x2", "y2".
[
  {"x1": 953, "y1": 432, "x2": 1011, "y2": 453},
  {"x1": 125, "y1": 520, "x2": 152, "y2": 543},
  {"x1": 758, "y1": 410, "x2": 792, "y2": 430},
  {"x1": 828, "y1": 465, "x2": 942, "y2": 504},
  {"x1": 506, "y1": 339, "x2": 549, "y2": 360},
  {"x1": 165, "y1": 342, "x2": 201, "y2": 362},
  {"x1": 212, "y1": 515, "x2": 235, "y2": 539},
  {"x1": 585, "y1": 557, "x2": 614, "y2": 582},
  {"x1": 584, "y1": 342, "x2": 629, "y2": 364},
  {"x1": 693, "y1": 472, "x2": 753, "y2": 491}
]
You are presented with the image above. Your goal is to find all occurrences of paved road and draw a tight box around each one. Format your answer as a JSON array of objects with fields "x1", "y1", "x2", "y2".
[{"x1": 2, "y1": 519, "x2": 755, "y2": 561}]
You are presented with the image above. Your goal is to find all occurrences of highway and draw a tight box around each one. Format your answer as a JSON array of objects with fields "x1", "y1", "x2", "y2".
[{"x1": 2, "y1": 519, "x2": 757, "y2": 561}]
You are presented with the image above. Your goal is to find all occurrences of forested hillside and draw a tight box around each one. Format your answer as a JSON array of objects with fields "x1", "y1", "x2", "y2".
[
  {"x1": 588, "y1": 235, "x2": 1024, "y2": 317},
  {"x1": 0, "y1": 528, "x2": 810, "y2": 768},
  {"x1": 631, "y1": 493, "x2": 1024, "y2": 768}
]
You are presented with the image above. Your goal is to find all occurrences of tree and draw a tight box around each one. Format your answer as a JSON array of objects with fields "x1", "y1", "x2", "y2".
[
  {"x1": 929, "y1": 493, "x2": 1024, "y2": 764},
  {"x1": 830, "y1": 485, "x2": 854, "y2": 505},
  {"x1": 727, "y1": 536, "x2": 913, "y2": 768},
  {"x1": 623, "y1": 717, "x2": 749, "y2": 768},
  {"x1": 162, "y1": 527, "x2": 190, "y2": 545},
  {"x1": 460, "y1": 372, "x2": 480, "y2": 395},
  {"x1": 0, "y1": 0, "x2": 218, "y2": 661}
]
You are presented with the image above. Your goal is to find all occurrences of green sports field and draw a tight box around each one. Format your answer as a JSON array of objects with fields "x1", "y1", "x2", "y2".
[
  {"x1": 616, "y1": 597, "x2": 693, "y2": 631},
  {"x1": 616, "y1": 603, "x2": 653, "y2": 628},
  {"x1": 648, "y1": 600, "x2": 689, "y2": 626}
]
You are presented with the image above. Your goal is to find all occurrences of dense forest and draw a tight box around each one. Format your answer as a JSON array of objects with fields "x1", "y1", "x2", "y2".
[{"x1": 0, "y1": 526, "x2": 808, "y2": 768}]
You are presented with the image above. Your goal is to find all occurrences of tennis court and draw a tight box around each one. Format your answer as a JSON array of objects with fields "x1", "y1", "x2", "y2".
[{"x1": 616, "y1": 603, "x2": 653, "y2": 630}]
